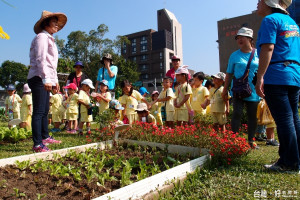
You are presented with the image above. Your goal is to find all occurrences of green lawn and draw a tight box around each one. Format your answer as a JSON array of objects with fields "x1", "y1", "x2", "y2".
[
  {"x1": 159, "y1": 141, "x2": 300, "y2": 200},
  {"x1": 0, "y1": 129, "x2": 91, "y2": 159}
]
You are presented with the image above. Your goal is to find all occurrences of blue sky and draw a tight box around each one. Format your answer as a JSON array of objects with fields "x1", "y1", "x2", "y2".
[{"x1": 0, "y1": 0, "x2": 258, "y2": 76}]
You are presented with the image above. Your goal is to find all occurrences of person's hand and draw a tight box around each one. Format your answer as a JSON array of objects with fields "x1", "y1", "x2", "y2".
[
  {"x1": 225, "y1": 108, "x2": 229, "y2": 116},
  {"x1": 44, "y1": 83, "x2": 52, "y2": 91},
  {"x1": 255, "y1": 77, "x2": 265, "y2": 98},
  {"x1": 221, "y1": 90, "x2": 228, "y2": 102},
  {"x1": 56, "y1": 83, "x2": 60, "y2": 92}
]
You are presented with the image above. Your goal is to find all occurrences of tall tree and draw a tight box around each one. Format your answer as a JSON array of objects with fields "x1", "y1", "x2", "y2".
[{"x1": 0, "y1": 60, "x2": 29, "y2": 92}]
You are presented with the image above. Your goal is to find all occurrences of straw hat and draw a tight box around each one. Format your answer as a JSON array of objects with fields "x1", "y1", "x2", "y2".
[{"x1": 34, "y1": 10, "x2": 67, "y2": 34}]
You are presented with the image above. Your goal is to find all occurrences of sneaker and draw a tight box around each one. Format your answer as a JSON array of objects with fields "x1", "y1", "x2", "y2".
[
  {"x1": 70, "y1": 129, "x2": 77, "y2": 134},
  {"x1": 50, "y1": 128, "x2": 61, "y2": 133},
  {"x1": 42, "y1": 136, "x2": 62, "y2": 145},
  {"x1": 33, "y1": 144, "x2": 51, "y2": 152},
  {"x1": 266, "y1": 139, "x2": 280, "y2": 146},
  {"x1": 66, "y1": 129, "x2": 72, "y2": 133},
  {"x1": 249, "y1": 142, "x2": 259, "y2": 149},
  {"x1": 264, "y1": 163, "x2": 300, "y2": 174},
  {"x1": 255, "y1": 136, "x2": 266, "y2": 141}
]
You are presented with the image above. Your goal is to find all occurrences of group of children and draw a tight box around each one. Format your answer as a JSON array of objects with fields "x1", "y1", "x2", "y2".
[
  {"x1": 5, "y1": 65, "x2": 278, "y2": 148},
  {"x1": 118, "y1": 66, "x2": 230, "y2": 132}
]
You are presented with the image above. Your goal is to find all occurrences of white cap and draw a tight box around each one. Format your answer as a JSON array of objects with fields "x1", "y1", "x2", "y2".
[
  {"x1": 265, "y1": 0, "x2": 292, "y2": 12},
  {"x1": 175, "y1": 65, "x2": 189, "y2": 75},
  {"x1": 235, "y1": 27, "x2": 253, "y2": 39},
  {"x1": 81, "y1": 79, "x2": 95, "y2": 89}
]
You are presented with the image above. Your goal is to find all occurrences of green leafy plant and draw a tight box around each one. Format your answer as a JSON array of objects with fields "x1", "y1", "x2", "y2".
[{"x1": 12, "y1": 187, "x2": 26, "y2": 198}]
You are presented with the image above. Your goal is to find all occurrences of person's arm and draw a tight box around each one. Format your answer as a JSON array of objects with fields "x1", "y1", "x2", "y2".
[
  {"x1": 97, "y1": 93, "x2": 110, "y2": 103},
  {"x1": 177, "y1": 94, "x2": 190, "y2": 108},
  {"x1": 255, "y1": 44, "x2": 274, "y2": 98},
  {"x1": 225, "y1": 99, "x2": 230, "y2": 116},
  {"x1": 34, "y1": 34, "x2": 53, "y2": 91},
  {"x1": 106, "y1": 66, "x2": 115, "y2": 78},
  {"x1": 157, "y1": 96, "x2": 171, "y2": 102},
  {"x1": 222, "y1": 73, "x2": 233, "y2": 101},
  {"x1": 28, "y1": 104, "x2": 32, "y2": 115},
  {"x1": 201, "y1": 96, "x2": 209, "y2": 109}
]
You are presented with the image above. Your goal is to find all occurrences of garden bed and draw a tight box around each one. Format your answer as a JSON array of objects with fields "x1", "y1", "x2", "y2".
[{"x1": 0, "y1": 140, "x2": 208, "y2": 200}]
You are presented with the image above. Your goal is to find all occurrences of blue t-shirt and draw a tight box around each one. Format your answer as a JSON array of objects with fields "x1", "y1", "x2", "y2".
[
  {"x1": 97, "y1": 65, "x2": 118, "y2": 90},
  {"x1": 257, "y1": 13, "x2": 300, "y2": 87},
  {"x1": 227, "y1": 49, "x2": 260, "y2": 102}
]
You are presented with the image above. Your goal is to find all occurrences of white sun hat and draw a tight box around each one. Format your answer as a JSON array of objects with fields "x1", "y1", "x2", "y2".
[{"x1": 265, "y1": 0, "x2": 292, "y2": 12}]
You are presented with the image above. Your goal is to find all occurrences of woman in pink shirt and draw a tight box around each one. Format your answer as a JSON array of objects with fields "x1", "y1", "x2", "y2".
[{"x1": 27, "y1": 10, "x2": 67, "y2": 152}]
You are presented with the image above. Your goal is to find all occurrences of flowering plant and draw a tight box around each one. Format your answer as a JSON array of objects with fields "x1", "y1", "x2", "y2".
[{"x1": 120, "y1": 122, "x2": 250, "y2": 165}]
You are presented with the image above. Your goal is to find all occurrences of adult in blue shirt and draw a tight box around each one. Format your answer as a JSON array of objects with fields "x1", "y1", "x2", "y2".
[
  {"x1": 222, "y1": 27, "x2": 260, "y2": 149},
  {"x1": 95, "y1": 53, "x2": 118, "y2": 92},
  {"x1": 255, "y1": 0, "x2": 300, "y2": 173}
]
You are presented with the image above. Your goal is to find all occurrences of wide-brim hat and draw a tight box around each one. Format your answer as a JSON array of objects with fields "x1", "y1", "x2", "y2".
[
  {"x1": 235, "y1": 27, "x2": 253, "y2": 40},
  {"x1": 100, "y1": 53, "x2": 113, "y2": 64},
  {"x1": 23, "y1": 83, "x2": 31, "y2": 93},
  {"x1": 135, "y1": 103, "x2": 149, "y2": 112},
  {"x1": 34, "y1": 10, "x2": 67, "y2": 34},
  {"x1": 265, "y1": 0, "x2": 292, "y2": 12},
  {"x1": 73, "y1": 61, "x2": 84, "y2": 68},
  {"x1": 211, "y1": 72, "x2": 226, "y2": 81}
]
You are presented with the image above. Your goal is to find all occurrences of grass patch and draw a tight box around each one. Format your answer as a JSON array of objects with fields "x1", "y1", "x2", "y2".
[
  {"x1": 159, "y1": 141, "x2": 300, "y2": 200},
  {"x1": 0, "y1": 127, "x2": 92, "y2": 159}
]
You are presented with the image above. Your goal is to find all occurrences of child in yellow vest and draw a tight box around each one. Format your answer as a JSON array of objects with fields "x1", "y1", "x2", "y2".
[
  {"x1": 94, "y1": 80, "x2": 111, "y2": 114},
  {"x1": 174, "y1": 66, "x2": 192, "y2": 126},
  {"x1": 5, "y1": 84, "x2": 22, "y2": 123},
  {"x1": 119, "y1": 80, "x2": 149, "y2": 124},
  {"x1": 78, "y1": 79, "x2": 94, "y2": 135},
  {"x1": 191, "y1": 72, "x2": 209, "y2": 115},
  {"x1": 50, "y1": 87, "x2": 64, "y2": 132},
  {"x1": 20, "y1": 84, "x2": 32, "y2": 130},
  {"x1": 149, "y1": 91, "x2": 163, "y2": 126},
  {"x1": 157, "y1": 77, "x2": 175, "y2": 128},
  {"x1": 206, "y1": 72, "x2": 230, "y2": 132},
  {"x1": 63, "y1": 83, "x2": 79, "y2": 134}
]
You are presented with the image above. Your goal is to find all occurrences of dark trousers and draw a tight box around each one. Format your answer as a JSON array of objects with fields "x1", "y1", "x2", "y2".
[
  {"x1": 28, "y1": 76, "x2": 50, "y2": 146},
  {"x1": 264, "y1": 84, "x2": 300, "y2": 170},
  {"x1": 231, "y1": 97, "x2": 259, "y2": 142}
]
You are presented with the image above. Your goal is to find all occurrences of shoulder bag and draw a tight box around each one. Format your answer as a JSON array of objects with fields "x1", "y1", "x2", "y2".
[{"x1": 231, "y1": 48, "x2": 255, "y2": 99}]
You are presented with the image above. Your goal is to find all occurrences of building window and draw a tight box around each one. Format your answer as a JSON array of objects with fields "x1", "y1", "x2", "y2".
[
  {"x1": 131, "y1": 56, "x2": 136, "y2": 62},
  {"x1": 169, "y1": 53, "x2": 174, "y2": 59},
  {"x1": 141, "y1": 74, "x2": 149, "y2": 79},
  {"x1": 131, "y1": 39, "x2": 136, "y2": 54},
  {"x1": 141, "y1": 54, "x2": 148, "y2": 61},
  {"x1": 140, "y1": 36, "x2": 147, "y2": 52},
  {"x1": 159, "y1": 52, "x2": 163, "y2": 59},
  {"x1": 160, "y1": 62, "x2": 163, "y2": 69},
  {"x1": 122, "y1": 42, "x2": 126, "y2": 54},
  {"x1": 140, "y1": 64, "x2": 148, "y2": 71},
  {"x1": 160, "y1": 73, "x2": 163, "y2": 78}
]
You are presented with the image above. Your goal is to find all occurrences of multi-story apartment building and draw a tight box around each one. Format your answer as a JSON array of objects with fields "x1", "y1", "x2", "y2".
[{"x1": 121, "y1": 9, "x2": 183, "y2": 91}]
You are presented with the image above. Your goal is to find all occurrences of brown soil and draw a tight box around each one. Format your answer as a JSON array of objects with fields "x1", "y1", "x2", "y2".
[{"x1": 0, "y1": 143, "x2": 193, "y2": 200}]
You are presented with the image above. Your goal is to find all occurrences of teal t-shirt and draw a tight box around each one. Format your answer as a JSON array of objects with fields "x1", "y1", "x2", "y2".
[
  {"x1": 97, "y1": 65, "x2": 118, "y2": 90},
  {"x1": 227, "y1": 49, "x2": 260, "y2": 102},
  {"x1": 257, "y1": 13, "x2": 300, "y2": 87}
]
